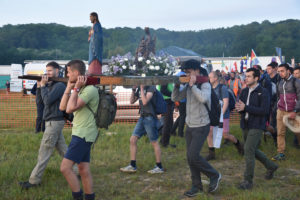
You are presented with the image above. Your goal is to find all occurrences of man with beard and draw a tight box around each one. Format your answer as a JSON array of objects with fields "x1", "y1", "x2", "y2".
[{"x1": 236, "y1": 68, "x2": 278, "y2": 189}]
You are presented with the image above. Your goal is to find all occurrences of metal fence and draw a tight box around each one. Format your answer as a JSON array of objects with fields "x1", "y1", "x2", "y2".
[{"x1": 0, "y1": 90, "x2": 240, "y2": 129}]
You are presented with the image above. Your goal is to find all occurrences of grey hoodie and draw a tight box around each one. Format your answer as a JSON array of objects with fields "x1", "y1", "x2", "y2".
[{"x1": 172, "y1": 83, "x2": 211, "y2": 128}]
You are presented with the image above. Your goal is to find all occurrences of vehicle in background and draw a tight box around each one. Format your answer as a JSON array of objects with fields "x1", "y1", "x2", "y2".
[
  {"x1": 22, "y1": 61, "x2": 66, "y2": 93},
  {"x1": 22, "y1": 63, "x2": 47, "y2": 93}
]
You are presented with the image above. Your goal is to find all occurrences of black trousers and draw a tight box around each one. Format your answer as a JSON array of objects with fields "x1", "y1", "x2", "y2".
[
  {"x1": 160, "y1": 100, "x2": 174, "y2": 146},
  {"x1": 171, "y1": 102, "x2": 186, "y2": 137},
  {"x1": 36, "y1": 103, "x2": 45, "y2": 132},
  {"x1": 185, "y1": 125, "x2": 219, "y2": 188}
]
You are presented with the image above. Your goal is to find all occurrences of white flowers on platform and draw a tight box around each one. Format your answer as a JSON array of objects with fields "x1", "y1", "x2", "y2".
[{"x1": 103, "y1": 52, "x2": 179, "y2": 76}]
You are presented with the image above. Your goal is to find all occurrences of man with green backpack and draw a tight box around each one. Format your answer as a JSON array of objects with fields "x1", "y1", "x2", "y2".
[{"x1": 59, "y1": 60, "x2": 99, "y2": 200}]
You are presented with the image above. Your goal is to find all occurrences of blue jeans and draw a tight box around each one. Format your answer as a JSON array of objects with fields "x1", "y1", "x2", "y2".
[{"x1": 132, "y1": 116, "x2": 159, "y2": 142}]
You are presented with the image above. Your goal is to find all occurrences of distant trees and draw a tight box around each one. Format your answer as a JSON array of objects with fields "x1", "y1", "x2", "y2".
[{"x1": 1, "y1": 19, "x2": 300, "y2": 65}]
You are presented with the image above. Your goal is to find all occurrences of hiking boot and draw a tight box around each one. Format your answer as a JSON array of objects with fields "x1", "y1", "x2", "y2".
[
  {"x1": 147, "y1": 166, "x2": 164, "y2": 174},
  {"x1": 208, "y1": 173, "x2": 221, "y2": 193},
  {"x1": 237, "y1": 180, "x2": 253, "y2": 190},
  {"x1": 235, "y1": 140, "x2": 244, "y2": 155},
  {"x1": 19, "y1": 181, "x2": 40, "y2": 190},
  {"x1": 184, "y1": 185, "x2": 203, "y2": 197},
  {"x1": 223, "y1": 139, "x2": 230, "y2": 146},
  {"x1": 120, "y1": 165, "x2": 137, "y2": 173},
  {"x1": 271, "y1": 153, "x2": 285, "y2": 161},
  {"x1": 205, "y1": 150, "x2": 216, "y2": 161},
  {"x1": 265, "y1": 165, "x2": 278, "y2": 180}
]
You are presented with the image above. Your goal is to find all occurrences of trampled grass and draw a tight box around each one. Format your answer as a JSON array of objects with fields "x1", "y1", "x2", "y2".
[{"x1": 0, "y1": 124, "x2": 300, "y2": 200}]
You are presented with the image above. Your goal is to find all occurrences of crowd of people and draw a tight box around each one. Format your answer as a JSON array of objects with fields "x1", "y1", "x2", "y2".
[
  {"x1": 119, "y1": 59, "x2": 300, "y2": 197},
  {"x1": 17, "y1": 58, "x2": 300, "y2": 199},
  {"x1": 15, "y1": 11, "x2": 300, "y2": 200}
]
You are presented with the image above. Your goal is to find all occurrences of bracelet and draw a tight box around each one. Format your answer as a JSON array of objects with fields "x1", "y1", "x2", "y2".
[{"x1": 73, "y1": 87, "x2": 80, "y2": 92}]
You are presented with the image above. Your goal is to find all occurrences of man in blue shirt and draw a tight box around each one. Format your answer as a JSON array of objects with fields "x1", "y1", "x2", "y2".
[{"x1": 206, "y1": 71, "x2": 243, "y2": 160}]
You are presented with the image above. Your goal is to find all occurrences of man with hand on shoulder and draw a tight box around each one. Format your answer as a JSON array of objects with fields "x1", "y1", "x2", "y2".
[
  {"x1": 19, "y1": 62, "x2": 72, "y2": 189},
  {"x1": 172, "y1": 59, "x2": 221, "y2": 197},
  {"x1": 59, "y1": 60, "x2": 99, "y2": 200}
]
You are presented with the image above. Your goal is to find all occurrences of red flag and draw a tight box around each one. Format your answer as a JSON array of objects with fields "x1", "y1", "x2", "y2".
[
  {"x1": 234, "y1": 61, "x2": 238, "y2": 72},
  {"x1": 225, "y1": 65, "x2": 228, "y2": 71},
  {"x1": 251, "y1": 50, "x2": 256, "y2": 60}
]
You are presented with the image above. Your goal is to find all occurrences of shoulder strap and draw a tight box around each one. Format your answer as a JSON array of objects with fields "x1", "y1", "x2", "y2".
[
  {"x1": 78, "y1": 86, "x2": 99, "y2": 147},
  {"x1": 218, "y1": 84, "x2": 223, "y2": 100},
  {"x1": 293, "y1": 77, "x2": 297, "y2": 93},
  {"x1": 80, "y1": 86, "x2": 97, "y2": 120}
]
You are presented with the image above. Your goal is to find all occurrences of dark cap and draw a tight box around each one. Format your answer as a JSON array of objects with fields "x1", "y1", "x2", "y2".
[
  {"x1": 180, "y1": 59, "x2": 201, "y2": 70},
  {"x1": 180, "y1": 59, "x2": 208, "y2": 76}
]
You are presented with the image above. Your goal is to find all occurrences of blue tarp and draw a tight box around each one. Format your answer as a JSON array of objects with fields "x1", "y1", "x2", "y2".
[{"x1": 0, "y1": 76, "x2": 10, "y2": 89}]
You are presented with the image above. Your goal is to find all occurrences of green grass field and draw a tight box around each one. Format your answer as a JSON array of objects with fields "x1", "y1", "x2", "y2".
[{"x1": 0, "y1": 124, "x2": 300, "y2": 200}]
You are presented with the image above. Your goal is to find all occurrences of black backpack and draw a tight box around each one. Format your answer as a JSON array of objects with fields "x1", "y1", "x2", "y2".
[
  {"x1": 86, "y1": 86, "x2": 117, "y2": 129},
  {"x1": 218, "y1": 84, "x2": 236, "y2": 111},
  {"x1": 198, "y1": 83, "x2": 221, "y2": 126}
]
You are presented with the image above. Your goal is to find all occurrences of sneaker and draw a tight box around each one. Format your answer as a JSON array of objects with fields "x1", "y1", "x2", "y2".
[
  {"x1": 264, "y1": 131, "x2": 272, "y2": 137},
  {"x1": 237, "y1": 180, "x2": 253, "y2": 190},
  {"x1": 271, "y1": 153, "x2": 285, "y2": 161},
  {"x1": 184, "y1": 185, "x2": 203, "y2": 197},
  {"x1": 120, "y1": 165, "x2": 137, "y2": 173},
  {"x1": 147, "y1": 166, "x2": 164, "y2": 174},
  {"x1": 19, "y1": 181, "x2": 40, "y2": 189},
  {"x1": 208, "y1": 173, "x2": 221, "y2": 193},
  {"x1": 265, "y1": 165, "x2": 278, "y2": 180},
  {"x1": 223, "y1": 139, "x2": 230, "y2": 146},
  {"x1": 205, "y1": 151, "x2": 216, "y2": 161}
]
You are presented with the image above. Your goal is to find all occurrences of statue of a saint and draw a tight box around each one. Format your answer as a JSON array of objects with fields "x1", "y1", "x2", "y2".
[
  {"x1": 88, "y1": 12, "x2": 103, "y2": 75},
  {"x1": 135, "y1": 27, "x2": 156, "y2": 60}
]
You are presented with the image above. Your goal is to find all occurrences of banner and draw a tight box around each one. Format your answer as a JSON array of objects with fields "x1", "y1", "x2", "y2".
[
  {"x1": 10, "y1": 64, "x2": 23, "y2": 92},
  {"x1": 275, "y1": 47, "x2": 282, "y2": 63}
]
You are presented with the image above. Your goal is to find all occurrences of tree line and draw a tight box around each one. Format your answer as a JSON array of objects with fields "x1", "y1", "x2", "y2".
[{"x1": 0, "y1": 19, "x2": 300, "y2": 65}]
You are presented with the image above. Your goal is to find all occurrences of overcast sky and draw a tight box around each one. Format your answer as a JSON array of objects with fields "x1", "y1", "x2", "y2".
[{"x1": 1, "y1": 0, "x2": 300, "y2": 31}]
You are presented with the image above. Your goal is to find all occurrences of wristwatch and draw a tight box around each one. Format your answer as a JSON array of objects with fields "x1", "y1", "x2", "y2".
[{"x1": 73, "y1": 87, "x2": 80, "y2": 93}]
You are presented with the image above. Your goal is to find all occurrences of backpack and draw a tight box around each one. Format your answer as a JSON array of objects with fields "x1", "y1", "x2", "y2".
[
  {"x1": 86, "y1": 86, "x2": 117, "y2": 129},
  {"x1": 151, "y1": 89, "x2": 167, "y2": 115},
  {"x1": 228, "y1": 89, "x2": 236, "y2": 111},
  {"x1": 198, "y1": 83, "x2": 221, "y2": 126},
  {"x1": 219, "y1": 84, "x2": 236, "y2": 111},
  {"x1": 218, "y1": 84, "x2": 236, "y2": 111}
]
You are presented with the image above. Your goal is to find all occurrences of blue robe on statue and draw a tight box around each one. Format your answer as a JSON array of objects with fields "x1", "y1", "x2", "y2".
[{"x1": 89, "y1": 22, "x2": 103, "y2": 65}]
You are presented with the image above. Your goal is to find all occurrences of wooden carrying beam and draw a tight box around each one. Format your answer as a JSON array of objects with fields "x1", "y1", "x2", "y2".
[{"x1": 18, "y1": 75, "x2": 207, "y2": 86}]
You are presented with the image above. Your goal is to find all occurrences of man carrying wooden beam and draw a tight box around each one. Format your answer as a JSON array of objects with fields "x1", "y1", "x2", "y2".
[
  {"x1": 172, "y1": 59, "x2": 221, "y2": 197},
  {"x1": 120, "y1": 84, "x2": 164, "y2": 174}
]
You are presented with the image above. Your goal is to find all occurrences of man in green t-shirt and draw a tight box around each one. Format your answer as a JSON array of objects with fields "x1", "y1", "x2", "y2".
[{"x1": 59, "y1": 60, "x2": 99, "y2": 200}]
